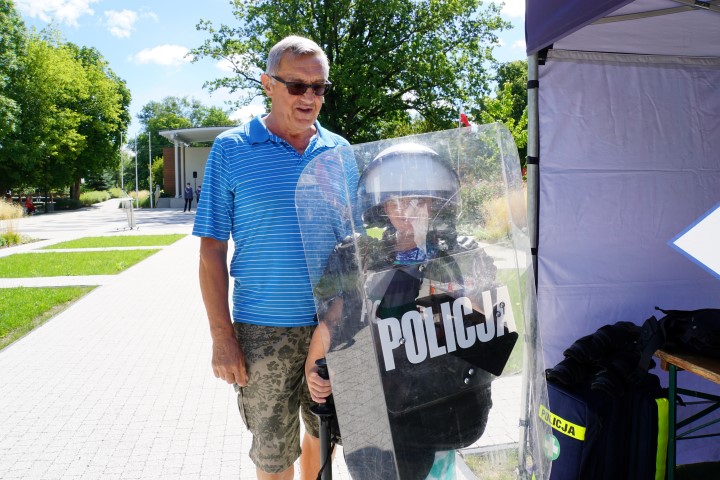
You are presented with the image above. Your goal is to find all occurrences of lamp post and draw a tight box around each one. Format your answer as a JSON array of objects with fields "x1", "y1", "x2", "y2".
[
  {"x1": 148, "y1": 134, "x2": 153, "y2": 208},
  {"x1": 120, "y1": 132, "x2": 124, "y2": 191},
  {"x1": 134, "y1": 137, "x2": 139, "y2": 208}
]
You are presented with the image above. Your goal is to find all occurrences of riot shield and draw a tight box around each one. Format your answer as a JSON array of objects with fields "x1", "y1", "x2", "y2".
[{"x1": 296, "y1": 125, "x2": 551, "y2": 480}]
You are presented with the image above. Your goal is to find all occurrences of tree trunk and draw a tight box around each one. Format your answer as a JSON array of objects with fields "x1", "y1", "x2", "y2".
[{"x1": 70, "y1": 179, "x2": 81, "y2": 200}]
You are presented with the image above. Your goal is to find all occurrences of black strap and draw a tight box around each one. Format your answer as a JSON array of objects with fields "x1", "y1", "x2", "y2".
[
  {"x1": 527, "y1": 80, "x2": 539, "y2": 89},
  {"x1": 316, "y1": 443, "x2": 336, "y2": 480},
  {"x1": 527, "y1": 156, "x2": 539, "y2": 165}
]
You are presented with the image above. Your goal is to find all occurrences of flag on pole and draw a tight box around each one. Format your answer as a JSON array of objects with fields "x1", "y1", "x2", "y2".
[{"x1": 460, "y1": 112, "x2": 471, "y2": 127}]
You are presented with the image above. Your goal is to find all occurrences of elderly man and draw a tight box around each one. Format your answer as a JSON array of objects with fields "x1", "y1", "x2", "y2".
[{"x1": 193, "y1": 36, "x2": 348, "y2": 480}]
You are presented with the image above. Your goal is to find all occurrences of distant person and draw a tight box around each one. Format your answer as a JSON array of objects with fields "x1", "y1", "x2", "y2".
[
  {"x1": 196, "y1": 185, "x2": 202, "y2": 203},
  {"x1": 25, "y1": 195, "x2": 36, "y2": 215},
  {"x1": 183, "y1": 182, "x2": 194, "y2": 212}
]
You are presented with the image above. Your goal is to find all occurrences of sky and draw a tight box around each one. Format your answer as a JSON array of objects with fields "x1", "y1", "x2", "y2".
[{"x1": 16, "y1": 0, "x2": 527, "y2": 139}]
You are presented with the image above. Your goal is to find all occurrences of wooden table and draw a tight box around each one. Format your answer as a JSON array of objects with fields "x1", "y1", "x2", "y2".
[{"x1": 655, "y1": 349, "x2": 720, "y2": 480}]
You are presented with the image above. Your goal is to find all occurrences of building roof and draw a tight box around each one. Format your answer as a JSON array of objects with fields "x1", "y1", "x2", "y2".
[{"x1": 158, "y1": 126, "x2": 234, "y2": 145}]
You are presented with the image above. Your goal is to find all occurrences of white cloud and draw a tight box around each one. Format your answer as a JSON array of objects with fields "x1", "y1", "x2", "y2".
[
  {"x1": 216, "y1": 54, "x2": 261, "y2": 76},
  {"x1": 512, "y1": 39, "x2": 526, "y2": 51},
  {"x1": 105, "y1": 9, "x2": 138, "y2": 38},
  {"x1": 216, "y1": 58, "x2": 237, "y2": 73},
  {"x1": 495, "y1": 0, "x2": 525, "y2": 19},
  {"x1": 139, "y1": 8, "x2": 159, "y2": 23},
  {"x1": 230, "y1": 104, "x2": 266, "y2": 123},
  {"x1": 16, "y1": 0, "x2": 98, "y2": 26},
  {"x1": 131, "y1": 45, "x2": 193, "y2": 67}
]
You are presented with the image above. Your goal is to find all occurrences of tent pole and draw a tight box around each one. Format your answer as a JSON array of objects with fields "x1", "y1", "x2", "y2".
[
  {"x1": 518, "y1": 52, "x2": 541, "y2": 479},
  {"x1": 527, "y1": 53, "x2": 540, "y2": 282}
]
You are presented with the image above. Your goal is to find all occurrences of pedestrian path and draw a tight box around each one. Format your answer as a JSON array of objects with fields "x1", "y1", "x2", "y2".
[
  {"x1": 0, "y1": 202, "x2": 352, "y2": 480},
  {"x1": 0, "y1": 202, "x2": 522, "y2": 479}
]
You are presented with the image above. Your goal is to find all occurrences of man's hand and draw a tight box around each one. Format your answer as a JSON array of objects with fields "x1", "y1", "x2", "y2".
[
  {"x1": 212, "y1": 330, "x2": 248, "y2": 386},
  {"x1": 305, "y1": 361, "x2": 332, "y2": 403},
  {"x1": 198, "y1": 237, "x2": 246, "y2": 385},
  {"x1": 305, "y1": 324, "x2": 332, "y2": 403}
]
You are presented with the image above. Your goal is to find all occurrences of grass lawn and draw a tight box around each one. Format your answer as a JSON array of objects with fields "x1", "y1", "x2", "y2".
[
  {"x1": 0, "y1": 250, "x2": 159, "y2": 277},
  {"x1": 0, "y1": 286, "x2": 94, "y2": 350},
  {"x1": 464, "y1": 448, "x2": 519, "y2": 479},
  {"x1": 44, "y1": 234, "x2": 186, "y2": 249},
  {"x1": 497, "y1": 268, "x2": 527, "y2": 375}
]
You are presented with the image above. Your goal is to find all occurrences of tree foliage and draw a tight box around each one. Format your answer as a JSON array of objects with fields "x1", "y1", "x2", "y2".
[
  {"x1": 191, "y1": 0, "x2": 510, "y2": 143},
  {"x1": 14, "y1": 35, "x2": 89, "y2": 196},
  {"x1": 473, "y1": 60, "x2": 528, "y2": 164},
  {"x1": 129, "y1": 96, "x2": 236, "y2": 191},
  {"x1": 0, "y1": 11, "x2": 130, "y2": 200},
  {"x1": 0, "y1": 0, "x2": 25, "y2": 149},
  {"x1": 66, "y1": 43, "x2": 131, "y2": 198}
]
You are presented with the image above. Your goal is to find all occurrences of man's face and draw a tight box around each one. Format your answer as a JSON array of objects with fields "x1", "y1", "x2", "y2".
[{"x1": 262, "y1": 54, "x2": 326, "y2": 135}]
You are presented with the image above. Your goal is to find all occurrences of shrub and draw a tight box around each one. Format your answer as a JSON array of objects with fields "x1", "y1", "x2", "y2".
[
  {"x1": 460, "y1": 181, "x2": 504, "y2": 226},
  {"x1": 0, "y1": 231, "x2": 22, "y2": 246},
  {"x1": 0, "y1": 201, "x2": 24, "y2": 221},
  {"x1": 79, "y1": 190, "x2": 111, "y2": 206},
  {"x1": 55, "y1": 198, "x2": 82, "y2": 210},
  {"x1": 1, "y1": 216, "x2": 23, "y2": 247},
  {"x1": 476, "y1": 189, "x2": 527, "y2": 242},
  {"x1": 128, "y1": 190, "x2": 151, "y2": 208},
  {"x1": 108, "y1": 188, "x2": 124, "y2": 198}
]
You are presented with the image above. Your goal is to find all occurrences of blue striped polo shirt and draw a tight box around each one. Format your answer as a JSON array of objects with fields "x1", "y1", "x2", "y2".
[{"x1": 193, "y1": 116, "x2": 351, "y2": 327}]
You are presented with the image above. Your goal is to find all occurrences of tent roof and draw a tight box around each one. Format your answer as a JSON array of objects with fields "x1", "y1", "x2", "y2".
[
  {"x1": 525, "y1": 0, "x2": 629, "y2": 55},
  {"x1": 158, "y1": 126, "x2": 233, "y2": 145},
  {"x1": 526, "y1": 0, "x2": 720, "y2": 56}
]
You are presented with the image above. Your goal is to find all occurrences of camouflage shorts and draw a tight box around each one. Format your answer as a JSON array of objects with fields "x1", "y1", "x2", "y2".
[{"x1": 232, "y1": 322, "x2": 319, "y2": 473}]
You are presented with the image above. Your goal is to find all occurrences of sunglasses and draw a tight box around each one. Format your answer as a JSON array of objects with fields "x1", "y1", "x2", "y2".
[{"x1": 271, "y1": 75, "x2": 332, "y2": 96}]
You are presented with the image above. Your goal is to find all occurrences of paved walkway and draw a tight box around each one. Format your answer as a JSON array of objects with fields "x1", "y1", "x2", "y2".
[{"x1": 0, "y1": 201, "x2": 522, "y2": 479}]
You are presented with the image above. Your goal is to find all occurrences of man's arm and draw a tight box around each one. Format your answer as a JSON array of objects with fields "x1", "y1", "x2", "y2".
[
  {"x1": 305, "y1": 309, "x2": 335, "y2": 404},
  {"x1": 199, "y1": 236, "x2": 247, "y2": 386}
]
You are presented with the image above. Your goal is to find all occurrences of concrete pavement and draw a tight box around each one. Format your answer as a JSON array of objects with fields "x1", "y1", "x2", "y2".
[{"x1": 0, "y1": 201, "x2": 522, "y2": 479}]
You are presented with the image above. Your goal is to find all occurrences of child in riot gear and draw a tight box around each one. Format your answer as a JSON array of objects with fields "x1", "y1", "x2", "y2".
[{"x1": 305, "y1": 143, "x2": 516, "y2": 479}]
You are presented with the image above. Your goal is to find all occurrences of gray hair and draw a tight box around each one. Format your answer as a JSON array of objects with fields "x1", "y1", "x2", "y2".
[{"x1": 266, "y1": 35, "x2": 329, "y2": 79}]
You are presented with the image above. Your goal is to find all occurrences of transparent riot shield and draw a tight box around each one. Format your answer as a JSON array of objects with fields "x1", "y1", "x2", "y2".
[{"x1": 296, "y1": 125, "x2": 551, "y2": 480}]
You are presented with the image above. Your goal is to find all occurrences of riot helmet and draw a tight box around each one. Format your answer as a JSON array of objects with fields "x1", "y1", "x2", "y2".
[{"x1": 358, "y1": 143, "x2": 460, "y2": 228}]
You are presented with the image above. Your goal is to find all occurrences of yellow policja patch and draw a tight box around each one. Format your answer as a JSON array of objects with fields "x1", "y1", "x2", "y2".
[{"x1": 538, "y1": 405, "x2": 586, "y2": 441}]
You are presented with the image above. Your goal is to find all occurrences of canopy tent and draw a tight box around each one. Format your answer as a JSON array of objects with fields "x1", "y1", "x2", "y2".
[
  {"x1": 525, "y1": 0, "x2": 720, "y2": 465},
  {"x1": 159, "y1": 127, "x2": 232, "y2": 198}
]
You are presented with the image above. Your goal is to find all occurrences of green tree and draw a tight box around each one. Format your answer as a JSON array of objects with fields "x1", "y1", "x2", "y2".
[
  {"x1": 199, "y1": 105, "x2": 237, "y2": 127},
  {"x1": 66, "y1": 44, "x2": 131, "y2": 199},
  {"x1": 0, "y1": 0, "x2": 27, "y2": 195},
  {"x1": 474, "y1": 60, "x2": 528, "y2": 165},
  {"x1": 132, "y1": 96, "x2": 236, "y2": 190},
  {"x1": 191, "y1": 0, "x2": 510, "y2": 143},
  {"x1": 151, "y1": 156, "x2": 163, "y2": 192},
  {"x1": 11, "y1": 34, "x2": 89, "y2": 201}
]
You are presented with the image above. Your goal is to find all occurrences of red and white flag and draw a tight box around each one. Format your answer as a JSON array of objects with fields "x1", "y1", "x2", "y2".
[{"x1": 460, "y1": 112, "x2": 471, "y2": 127}]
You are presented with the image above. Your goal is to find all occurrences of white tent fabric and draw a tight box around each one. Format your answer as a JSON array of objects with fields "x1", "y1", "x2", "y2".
[
  {"x1": 530, "y1": 0, "x2": 720, "y2": 465},
  {"x1": 538, "y1": 51, "x2": 720, "y2": 365},
  {"x1": 553, "y1": 0, "x2": 720, "y2": 57}
]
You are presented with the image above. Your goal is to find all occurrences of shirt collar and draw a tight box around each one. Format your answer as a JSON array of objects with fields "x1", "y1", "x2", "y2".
[{"x1": 246, "y1": 115, "x2": 340, "y2": 148}]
